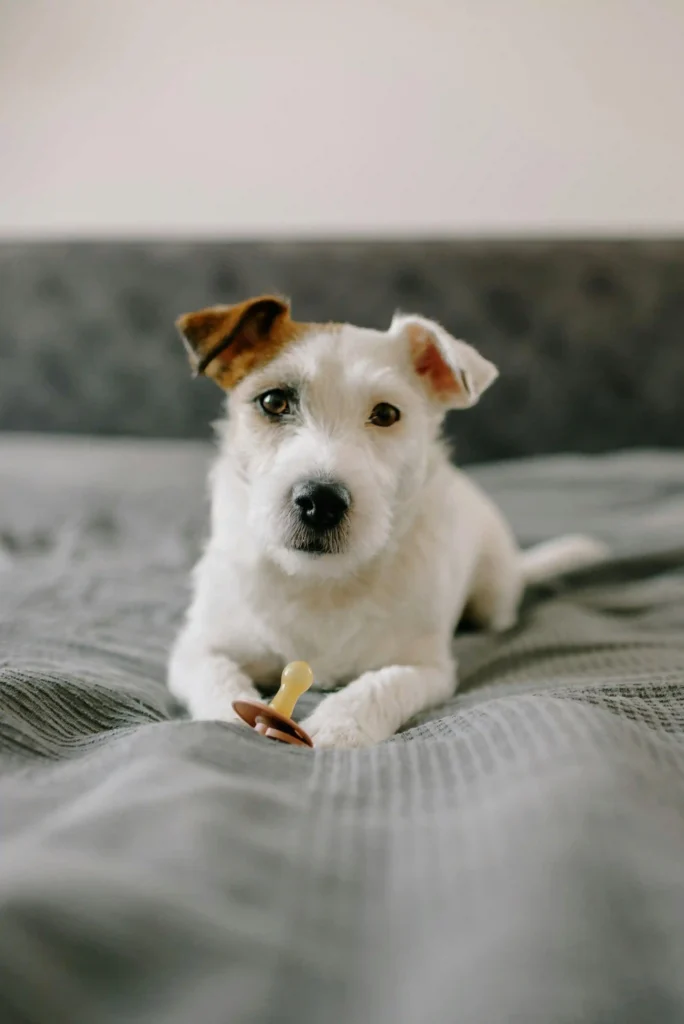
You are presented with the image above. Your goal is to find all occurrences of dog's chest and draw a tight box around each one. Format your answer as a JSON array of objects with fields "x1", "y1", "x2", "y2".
[{"x1": 239, "y1": 581, "x2": 408, "y2": 689}]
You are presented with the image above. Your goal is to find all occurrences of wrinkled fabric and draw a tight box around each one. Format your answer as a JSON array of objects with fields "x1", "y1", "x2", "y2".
[{"x1": 1, "y1": 436, "x2": 684, "y2": 1024}]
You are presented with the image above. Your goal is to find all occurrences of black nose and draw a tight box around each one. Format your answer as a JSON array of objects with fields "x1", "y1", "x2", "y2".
[{"x1": 293, "y1": 480, "x2": 351, "y2": 532}]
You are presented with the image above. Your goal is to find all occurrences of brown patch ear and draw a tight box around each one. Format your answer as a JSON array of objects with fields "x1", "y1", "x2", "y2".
[
  {"x1": 175, "y1": 295, "x2": 293, "y2": 389},
  {"x1": 394, "y1": 314, "x2": 498, "y2": 410}
]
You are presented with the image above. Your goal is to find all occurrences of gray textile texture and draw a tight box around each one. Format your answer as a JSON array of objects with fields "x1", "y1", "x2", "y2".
[
  {"x1": 1, "y1": 435, "x2": 684, "y2": 1024},
  {"x1": 2, "y1": 239, "x2": 684, "y2": 461}
]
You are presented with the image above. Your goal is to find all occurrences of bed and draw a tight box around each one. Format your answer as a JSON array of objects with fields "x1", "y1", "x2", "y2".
[{"x1": 1, "y1": 241, "x2": 684, "y2": 1023}]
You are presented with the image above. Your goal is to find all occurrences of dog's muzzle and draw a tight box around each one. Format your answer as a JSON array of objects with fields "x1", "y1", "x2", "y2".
[{"x1": 288, "y1": 479, "x2": 351, "y2": 553}]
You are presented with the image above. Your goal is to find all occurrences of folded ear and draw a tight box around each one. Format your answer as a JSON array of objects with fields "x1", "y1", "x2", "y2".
[
  {"x1": 391, "y1": 312, "x2": 498, "y2": 409},
  {"x1": 176, "y1": 295, "x2": 295, "y2": 389}
]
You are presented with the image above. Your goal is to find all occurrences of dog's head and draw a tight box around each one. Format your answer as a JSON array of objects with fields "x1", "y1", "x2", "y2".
[{"x1": 177, "y1": 296, "x2": 498, "y2": 578}]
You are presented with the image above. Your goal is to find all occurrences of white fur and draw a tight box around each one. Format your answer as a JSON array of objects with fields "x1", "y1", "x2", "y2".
[{"x1": 168, "y1": 314, "x2": 606, "y2": 748}]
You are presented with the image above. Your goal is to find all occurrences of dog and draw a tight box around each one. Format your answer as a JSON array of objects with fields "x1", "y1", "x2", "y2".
[{"x1": 168, "y1": 295, "x2": 605, "y2": 748}]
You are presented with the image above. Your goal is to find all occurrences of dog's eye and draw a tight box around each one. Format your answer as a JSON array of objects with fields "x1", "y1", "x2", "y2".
[
  {"x1": 369, "y1": 402, "x2": 401, "y2": 428},
  {"x1": 258, "y1": 389, "x2": 291, "y2": 417}
]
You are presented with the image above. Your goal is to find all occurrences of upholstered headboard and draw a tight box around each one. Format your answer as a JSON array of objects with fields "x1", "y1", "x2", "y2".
[{"x1": 1, "y1": 239, "x2": 682, "y2": 462}]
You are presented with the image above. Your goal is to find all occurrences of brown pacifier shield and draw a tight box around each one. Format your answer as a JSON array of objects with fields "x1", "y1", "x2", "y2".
[{"x1": 232, "y1": 699, "x2": 314, "y2": 748}]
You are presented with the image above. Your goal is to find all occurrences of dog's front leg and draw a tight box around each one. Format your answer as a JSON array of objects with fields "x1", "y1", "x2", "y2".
[
  {"x1": 168, "y1": 633, "x2": 259, "y2": 722},
  {"x1": 302, "y1": 663, "x2": 455, "y2": 749}
]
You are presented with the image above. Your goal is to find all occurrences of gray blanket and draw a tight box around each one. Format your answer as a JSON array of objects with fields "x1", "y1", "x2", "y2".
[{"x1": 1, "y1": 436, "x2": 684, "y2": 1024}]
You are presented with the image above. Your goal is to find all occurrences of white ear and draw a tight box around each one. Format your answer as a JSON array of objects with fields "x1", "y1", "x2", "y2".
[{"x1": 391, "y1": 312, "x2": 498, "y2": 409}]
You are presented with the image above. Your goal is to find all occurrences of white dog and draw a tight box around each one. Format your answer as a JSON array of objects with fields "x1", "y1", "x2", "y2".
[{"x1": 168, "y1": 295, "x2": 604, "y2": 748}]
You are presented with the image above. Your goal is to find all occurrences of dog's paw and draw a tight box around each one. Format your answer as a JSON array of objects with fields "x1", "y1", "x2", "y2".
[
  {"x1": 303, "y1": 702, "x2": 379, "y2": 750},
  {"x1": 306, "y1": 716, "x2": 375, "y2": 750},
  {"x1": 221, "y1": 703, "x2": 250, "y2": 726}
]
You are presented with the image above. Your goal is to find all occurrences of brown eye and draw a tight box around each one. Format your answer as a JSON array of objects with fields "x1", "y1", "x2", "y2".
[
  {"x1": 369, "y1": 402, "x2": 401, "y2": 428},
  {"x1": 258, "y1": 389, "x2": 291, "y2": 417}
]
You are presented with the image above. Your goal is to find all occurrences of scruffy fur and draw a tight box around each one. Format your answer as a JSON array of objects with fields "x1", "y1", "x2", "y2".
[{"x1": 169, "y1": 299, "x2": 605, "y2": 748}]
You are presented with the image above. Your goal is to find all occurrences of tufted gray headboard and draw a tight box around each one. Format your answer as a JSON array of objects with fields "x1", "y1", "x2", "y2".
[{"x1": 1, "y1": 239, "x2": 682, "y2": 462}]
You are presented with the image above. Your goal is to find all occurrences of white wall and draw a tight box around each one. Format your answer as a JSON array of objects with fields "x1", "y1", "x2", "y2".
[{"x1": 1, "y1": 0, "x2": 683, "y2": 236}]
